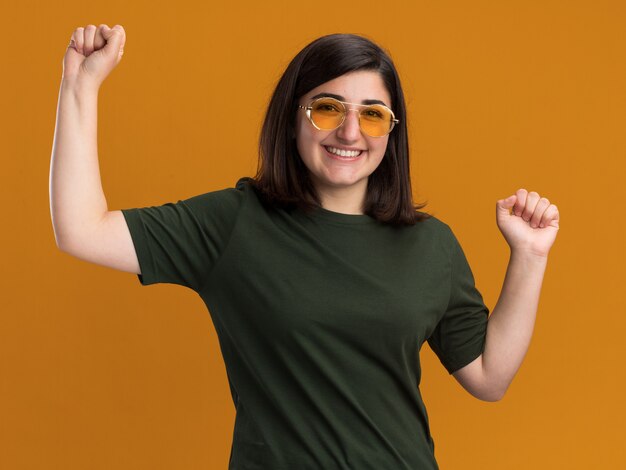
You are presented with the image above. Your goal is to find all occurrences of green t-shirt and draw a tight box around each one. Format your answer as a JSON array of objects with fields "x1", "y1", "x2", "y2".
[{"x1": 121, "y1": 177, "x2": 489, "y2": 470}]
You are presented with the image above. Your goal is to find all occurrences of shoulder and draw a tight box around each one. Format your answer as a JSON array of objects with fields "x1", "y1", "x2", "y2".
[
  {"x1": 183, "y1": 178, "x2": 249, "y2": 210},
  {"x1": 175, "y1": 178, "x2": 253, "y2": 228},
  {"x1": 408, "y1": 213, "x2": 463, "y2": 259},
  {"x1": 414, "y1": 212, "x2": 454, "y2": 238}
]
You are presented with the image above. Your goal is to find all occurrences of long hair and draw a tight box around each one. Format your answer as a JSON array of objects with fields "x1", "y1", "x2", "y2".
[{"x1": 246, "y1": 33, "x2": 430, "y2": 225}]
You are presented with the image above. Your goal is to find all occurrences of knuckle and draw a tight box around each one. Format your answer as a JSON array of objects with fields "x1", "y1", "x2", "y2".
[{"x1": 540, "y1": 197, "x2": 550, "y2": 205}]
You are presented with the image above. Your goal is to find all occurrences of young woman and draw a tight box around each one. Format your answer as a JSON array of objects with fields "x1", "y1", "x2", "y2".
[{"x1": 50, "y1": 24, "x2": 560, "y2": 469}]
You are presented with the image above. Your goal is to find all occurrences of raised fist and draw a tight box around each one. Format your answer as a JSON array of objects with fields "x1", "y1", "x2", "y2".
[{"x1": 63, "y1": 24, "x2": 126, "y2": 87}]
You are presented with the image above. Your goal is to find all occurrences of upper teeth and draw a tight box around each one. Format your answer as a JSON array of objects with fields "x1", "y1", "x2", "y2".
[{"x1": 326, "y1": 146, "x2": 362, "y2": 157}]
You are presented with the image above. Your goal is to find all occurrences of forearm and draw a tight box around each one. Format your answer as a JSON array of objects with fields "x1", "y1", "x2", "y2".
[
  {"x1": 481, "y1": 250, "x2": 548, "y2": 397},
  {"x1": 49, "y1": 78, "x2": 108, "y2": 248}
]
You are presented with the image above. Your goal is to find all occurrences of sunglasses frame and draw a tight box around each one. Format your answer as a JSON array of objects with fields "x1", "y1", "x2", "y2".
[{"x1": 298, "y1": 97, "x2": 399, "y2": 137}]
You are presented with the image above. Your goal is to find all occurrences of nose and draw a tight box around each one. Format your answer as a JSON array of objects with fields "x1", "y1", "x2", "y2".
[{"x1": 335, "y1": 108, "x2": 361, "y2": 142}]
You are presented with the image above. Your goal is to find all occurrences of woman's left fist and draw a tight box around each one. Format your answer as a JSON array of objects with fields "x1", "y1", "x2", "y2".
[{"x1": 496, "y1": 189, "x2": 560, "y2": 257}]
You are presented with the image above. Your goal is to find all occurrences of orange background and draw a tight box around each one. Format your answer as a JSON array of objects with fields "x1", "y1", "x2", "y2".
[{"x1": 2, "y1": 0, "x2": 625, "y2": 468}]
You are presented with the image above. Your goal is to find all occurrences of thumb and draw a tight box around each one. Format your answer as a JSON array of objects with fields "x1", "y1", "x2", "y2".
[
  {"x1": 101, "y1": 24, "x2": 126, "y2": 59},
  {"x1": 496, "y1": 195, "x2": 517, "y2": 215}
]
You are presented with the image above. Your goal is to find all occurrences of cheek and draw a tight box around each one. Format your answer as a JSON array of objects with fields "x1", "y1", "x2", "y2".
[
  {"x1": 295, "y1": 115, "x2": 311, "y2": 145},
  {"x1": 295, "y1": 123, "x2": 318, "y2": 167},
  {"x1": 294, "y1": 117, "x2": 306, "y2": 155},
  {"x1": 296, "y1": 119, "x2": 327, "y2": 156},
  {"x1": 370, "y1": 137, "x2": 389, "y2": 160}
]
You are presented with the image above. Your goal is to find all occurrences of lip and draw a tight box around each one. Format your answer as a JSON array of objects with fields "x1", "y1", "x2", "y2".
[
  {"x1": 323, "y1": 145, "x2": 365, "y2": 161},
  {"x1": 324, "y1": 145, "x2": 364, "y2": 152}
]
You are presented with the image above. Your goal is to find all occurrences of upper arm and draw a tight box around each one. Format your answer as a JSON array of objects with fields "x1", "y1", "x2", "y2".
[
  {"x1": 58, "y1": 210, "x2": 141, "y2": 275},
  {"x1": 426, "y1": 223, "x2": 489, "y2": 375}
]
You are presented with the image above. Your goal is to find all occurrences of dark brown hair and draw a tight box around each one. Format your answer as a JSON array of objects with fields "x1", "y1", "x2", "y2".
[{"x1": 246, "y1": 33, "x2": 430, "y2": 225}]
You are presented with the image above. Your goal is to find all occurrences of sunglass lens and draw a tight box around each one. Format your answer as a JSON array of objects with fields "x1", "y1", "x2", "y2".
[
  {"x1": 310, "y1": 98, "x2": 345, "y2": 130},
  {"x1": 360, "y1": 105, "x2": 392, "y2": 137}
]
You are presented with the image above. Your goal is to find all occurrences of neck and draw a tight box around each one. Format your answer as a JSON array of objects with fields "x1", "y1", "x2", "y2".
[{"x1": 316, "y1": 182, "x2": 367, "y2": 215}]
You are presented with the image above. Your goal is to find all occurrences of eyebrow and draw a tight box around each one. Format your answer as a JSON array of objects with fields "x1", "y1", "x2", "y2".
[{"x1": 310, "y1": 93, "x2": 389, "y2": 107}]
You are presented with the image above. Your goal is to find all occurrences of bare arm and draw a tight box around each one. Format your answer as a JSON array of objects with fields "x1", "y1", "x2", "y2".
[
  {"x1": 452, "y1": 251, "x2": 547, "y2": 401},
  {"x1": 49, "y1": 24, "x2": 139, "y2": 274},
  {"x1": 452, "y1": 190, "x2": 560, "y2": 401},
  {"x1": 49, "y1": 78, "x2": 106, "y2": 248}
]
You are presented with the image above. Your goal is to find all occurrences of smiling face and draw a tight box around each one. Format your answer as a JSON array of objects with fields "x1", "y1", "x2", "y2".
[{"x1": 295, "y1": 70, "x2": 392, "y2": 212}]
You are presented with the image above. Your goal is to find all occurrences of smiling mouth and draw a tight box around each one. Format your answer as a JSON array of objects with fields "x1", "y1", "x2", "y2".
[{"x1": 324, "y1": 146, "x2": 364, "y2": 158}]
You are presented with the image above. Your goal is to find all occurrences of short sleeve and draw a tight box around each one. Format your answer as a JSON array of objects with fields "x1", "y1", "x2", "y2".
[
  {"x1": 120, "y1": 186, "x2": 244, "y2": 292},
  {"x1": 427, "y1": 226, "x2": 490, "y2": 374}
]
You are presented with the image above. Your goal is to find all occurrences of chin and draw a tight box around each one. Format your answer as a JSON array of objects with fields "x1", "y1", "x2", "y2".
[{"x1": 317, "y1": 174, "x2": 368, "y2": 189}]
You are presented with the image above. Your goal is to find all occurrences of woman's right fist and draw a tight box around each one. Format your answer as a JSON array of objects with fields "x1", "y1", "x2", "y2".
[{"x1": 63, "y1": 24, "x2": 126, "y2": 87}]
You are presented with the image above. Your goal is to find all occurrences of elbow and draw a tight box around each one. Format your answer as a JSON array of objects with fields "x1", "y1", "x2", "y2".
[
  {"x1": 453, "y1": 356, "x2": 510, "y2": 402},
  {"x1": 53, "y1": 231, "x2": 71, "y2": 253},
  {"x1": 54, "y1": 231, "x2": 79, "y2": 255},
  {"x1": 476, "y1": 384, "x2": 508, "y2": 402},
  {"x1": 52, "y1": 222, "x2": 83, "y2": 254},
  {"x1": 53, "y1": 232, "x2": 66, "y2": 252},
  {"x1": 478, "y1": 391, "x2": 505, "y2": 402},
  {"x1": 51, "y1": 222, "x2": 70, "y2": 252}
]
